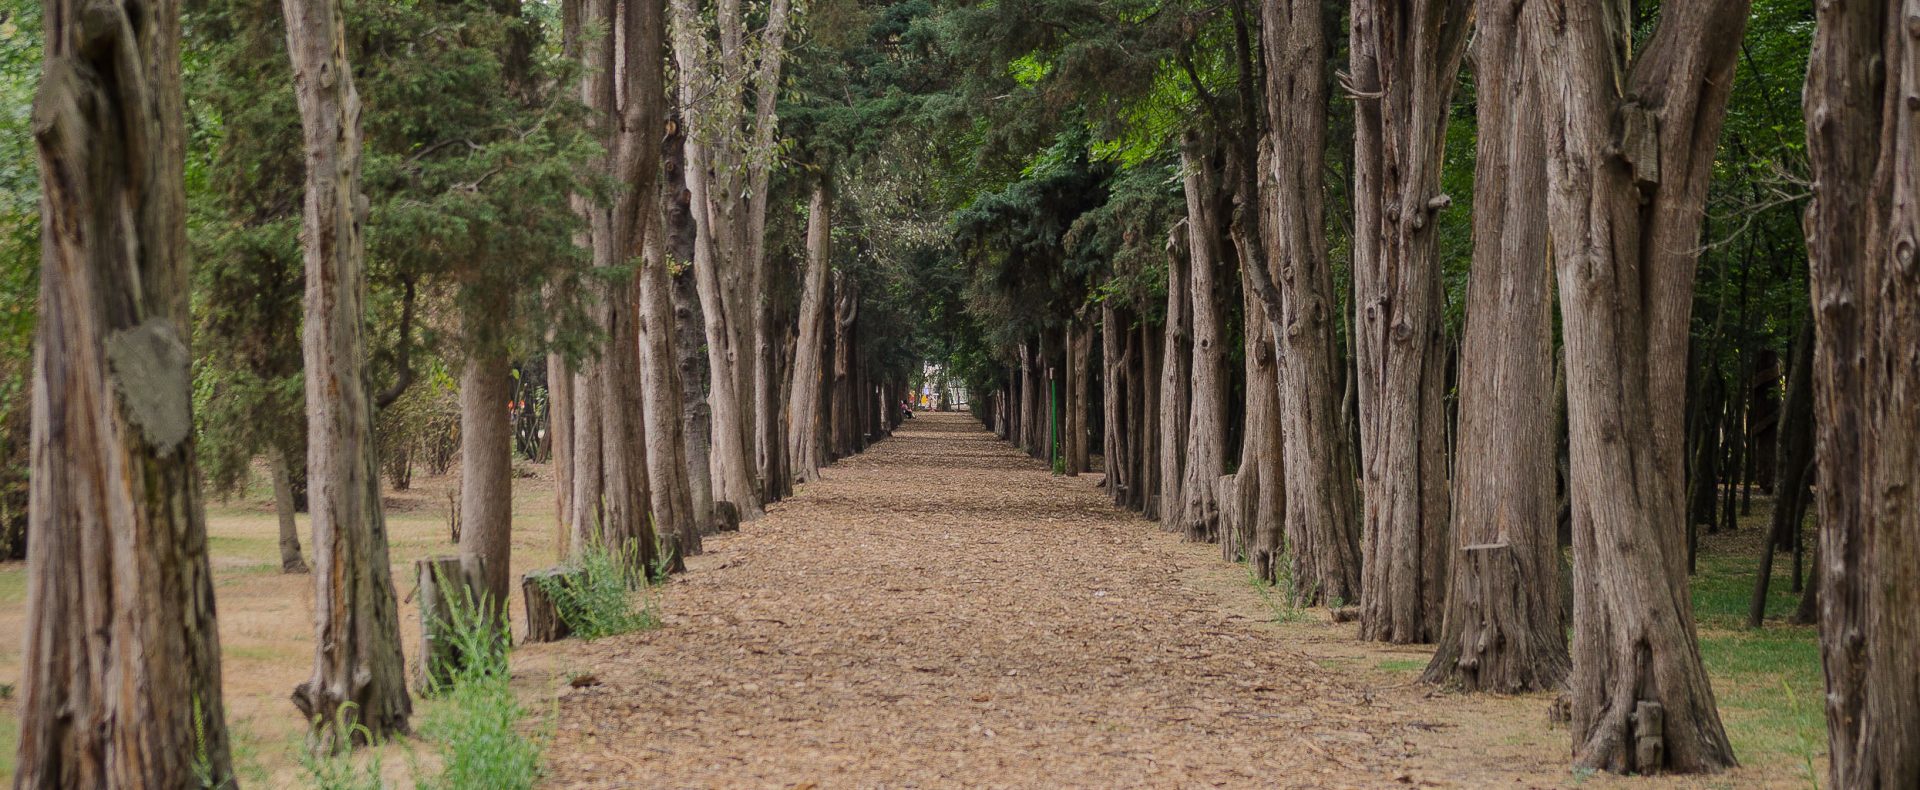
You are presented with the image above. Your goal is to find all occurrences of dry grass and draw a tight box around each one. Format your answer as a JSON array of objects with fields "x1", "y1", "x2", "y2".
[{"x1": 0, "y1": 458, "x2": 564, "y2": 784}]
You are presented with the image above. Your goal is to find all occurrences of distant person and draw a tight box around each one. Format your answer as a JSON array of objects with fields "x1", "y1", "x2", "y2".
[{"x1": 901, "y1": 400, "x2": 914, "y2": 419}]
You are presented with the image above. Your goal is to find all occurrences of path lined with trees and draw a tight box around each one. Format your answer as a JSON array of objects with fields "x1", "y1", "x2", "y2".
[
  {"x1": 4, "y1": 0, "x2": 1917, "y2": 783},
  {"x1": 539, "y1": 413, "x2": 1430, "y2": 787}
]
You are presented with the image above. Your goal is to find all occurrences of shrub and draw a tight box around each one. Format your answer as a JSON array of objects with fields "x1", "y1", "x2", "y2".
[
  {"x1": 418, "y1": 580, "x2": 542, "y2": 790},
  {"x1": 535, "y1": 538, "x2": 659, "y2": 641}
]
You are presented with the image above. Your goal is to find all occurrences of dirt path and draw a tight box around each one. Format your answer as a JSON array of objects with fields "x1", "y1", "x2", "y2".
[{"x1": 533, "y1": 413, "x2": 1426, "y2": 788}]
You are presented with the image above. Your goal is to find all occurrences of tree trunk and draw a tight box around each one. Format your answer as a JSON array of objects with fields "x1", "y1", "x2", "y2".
[
  {"x1": 1158, "y1": 217, "x2": 1192, "y2": 524},
  {"x1": 660, "y1": 118, "x2": 716, "y2": 537},
  {"x1": 830, "y1": 275, "x2": 858, "y2": 459},
  {"x1": 1177, "y1": 140, "x2": 1227, "y2": 544},
  {"x1": 1235, "y1": 285, "x2": 1285, "y2": 578},
  {"x1": 675, "y1": 87, "x2": 763, "y2": 521},
  {"x1": 641, "y1": 196, "x2": 700, "y2": 566},
  {"x1": 284, "y1": 0, "x2": 413, "y2": 743},
  {"x1": 1246, "y1": 0, "x2": 1361, "y2": 605},
  {"x1": 1423, "y1": 0, "x2": 1566, "y2": 692},
  {"x1": 17, "y1": 0, "x2": 236, "y2": 780},
  {"x1": 1066, "y1": 318, "x2": 1091, "y2": 476},
  {"x1": 1101, "y1": 305, "x2": 1128, "y2": 503},
  {"x1": 789, "y1": 177, "x2": 833, "y2": 483},
  {"x1": 1139, "y1": 321, "x2": 1162, "y2": 517},
  {"x1": 272, "y1": 446, "x2": 310, "y2": 573},
  {"x1": 1802, "y1": 1, "x2": 1920, "y2": 783},
  {"x1": 458, "y1": 338, "x2": 513, "y2": 619},
  {"x1": 548, "y1": 349, "x2": 574, "y2": 559},
  {"x1": 601, "y1": 0, "x2": 667, "y2": 576},
  {"x1": 1748, "y1": 322, "x2": 1813, "y2": 628},
  {"x1": 1522, "y1": 0, "x2": 1747, "y2": 772},
  {"x1": 1747, "y1": 348, "x2": 1781, "y2": 495},
  {"x1": 1349, "y1": 0, "x2": 1468, "y2": 644}
]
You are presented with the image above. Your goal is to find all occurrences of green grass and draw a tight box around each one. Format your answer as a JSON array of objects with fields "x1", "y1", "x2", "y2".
[
  {"x1": 1375, "y1": 658, "x2": 1425, "y2": 674},
  {"x1": 1684, "y1": 515, "x2": 1827, "y2": 775},
  {"x1": 0, "y1": 711, "x2": 15, "y2": 778},
  {"x1": 0, "y1": 566, "x2": 24, "y2": 604},
  {"x1": 416, "y1": 576, "x2": 544, "y2": 790}
]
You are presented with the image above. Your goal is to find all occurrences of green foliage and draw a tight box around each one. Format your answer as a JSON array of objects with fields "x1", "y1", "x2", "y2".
[
  {"x1": 185, "y1": 0, "x2": 603, "y2": 489},
  {"x1": 536, "y1": 539, "x2": 661, "y2": 641},
  {"x1": 1244, "y1": 558, "x2": 1310, "y2": 624},
  {"x1": 0, "y1": 0, "x2": 37, "y2": 558},
  {"x1": 418, "y1": 573, "x2": 543, "y2": 790}
]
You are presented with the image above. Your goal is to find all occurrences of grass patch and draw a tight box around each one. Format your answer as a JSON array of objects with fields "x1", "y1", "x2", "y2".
[
  {"x1": 0, "y1": 708, "x2": 15, "y2": 778},
  {"x1": 0, "y1": 567, "x2": 24, "y2": 604},
  {"x1": 535, "y1": 538, "x2": 662, "y2": 640},
  {"x1": 1241, "y1": 555, "x2": 1311, "y2": 624},
  {"x1": 1678, "y1": 520, "x2": 1825, "y2": 774},
  {"x1": 1699, "y1": 627, "x2": 1825, "y2": 775},
  {"x1": 416, "y1": 578, "x2": 544, "y2": 790},
  {"x1": 1375, "y1": 658, "x2": 1425, "y2": 674}
]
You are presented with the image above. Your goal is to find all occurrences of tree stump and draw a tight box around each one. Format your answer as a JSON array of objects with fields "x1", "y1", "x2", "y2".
[
  {"x1": 417, "y1": 556, "x2": 476, "y2": 691},
  {"x1": 523, "y1": 567, "x2": 577, "y2": 643},
  {"x1": 713, "y1": 501, "x2": 741, "y2": 533}
]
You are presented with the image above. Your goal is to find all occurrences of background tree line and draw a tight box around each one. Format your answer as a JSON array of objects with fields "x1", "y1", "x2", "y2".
[{"x1": 3, "y1": 0, "x2": 1915, "y2": 784}]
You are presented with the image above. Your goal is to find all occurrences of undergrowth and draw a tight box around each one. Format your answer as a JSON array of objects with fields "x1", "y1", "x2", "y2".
[
  {"x1": 536, "y1": 537, "x2": 661, "y2": 640},
  {"x1": 417, "y1": 576, "x2": 543, "y2": 790},
  {"x1": 1243, "y1": 556, "x2": 1310, "y2": 623},
  {"x1": 295, "y1": 707, "x2": 384, "y2": 790}
]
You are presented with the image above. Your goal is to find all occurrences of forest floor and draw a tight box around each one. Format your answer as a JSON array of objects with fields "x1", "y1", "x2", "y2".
[{"x1": 0, "y1": 412, "x2": 1824, "y2": 787}]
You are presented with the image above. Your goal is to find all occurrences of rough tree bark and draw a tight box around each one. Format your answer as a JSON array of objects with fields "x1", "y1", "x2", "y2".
[
  {"x1": 1066, "y1": 317, "x2": 1092, "y2": 476},
  {"x1": 592, "y1": 0, "x2": 668, "y2": 576},
  {"x1": 645, "y1": 119, "x2": 705, "y2": 561},
  {"x1": 1101, "y1": 304, "x2": 1129, "y2": 505},
  {"x1": 788, "y1": 176, "x2": 833, "y2": 483},
  {"x1": 1523, "y1": 0, "x2": 1747, "y2": 773},
  {"x1": 1802, "y1": 0, "x2": 1920, "y2": 784},
  {"x1": 1349, "y1": 0, "x2": 1469, "y2": 644},
  {"x1": 1245, "y1": 0, "x2": 1361, "y2": 605},
  {"x1": 16, "y1": 0, "x2": 235, "y2": 780},
  {"x1": 284, "y1": 0, "x2": 412, "y2": 743},
  {"x1": 1157, "y1": 220, "x2": 1192, "y2": 523},
  {"x1": 458, "y1": 323, "x2": 513, "y2": 615},
  {"x1": 662, "y1": 113, "x2": 716, "y2": 536},
  {"x1": 1178, "y1": 139, "x2": 1228, "y2": 544},
  {"x1": 1231, "y1": 284, "x2": 1285, "y2": 577},
  {"x1": 641, "y1": 210, "x2": 698, "y2": 568},
  {"x1": 1422, "y1": 0, "x2": 1567, "y2": 692},
  {"x1": 830, "y1": 274, "x2": 859, "y2": 460},
  {"x1": 548, "y1": 347, "x2": 573, "y2": 558}
]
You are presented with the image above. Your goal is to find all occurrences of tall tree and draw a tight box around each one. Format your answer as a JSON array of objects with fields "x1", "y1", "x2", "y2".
[
  {"x1": 1802, "y1": 0, "x2": 1920, "y2": 783},
  {"x1": 1522, "y1": 0, "x2": 1747, "y2": 772},
  {"x1": 283, "y1": 0, "x2": 413, "y2": 743},
  {"x1": 1177, "y1": 138, "x2": 1228, "y2": 543},
  {"x1": 1349, "y1": 0, "x2": 1469, "y2": 645},
  {"x1": 15, "y1": 0, "x2": 234, "y2": 780},
  {"x1": 1157, "y1": 221, "x2": 1190, "y2": 523},
  {"x1": 1422, "y1": 0, "x2": 1567, "y2": 692},
  {"x1": 788, "y1": 174, "x2": 834, "y2": 483},
  {"x1": 668, "y1": 0, "x2": 797, "y2": 520},
  {"x1": 1242, "y1": 0, "x2": 1362, "y2": 605}
]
